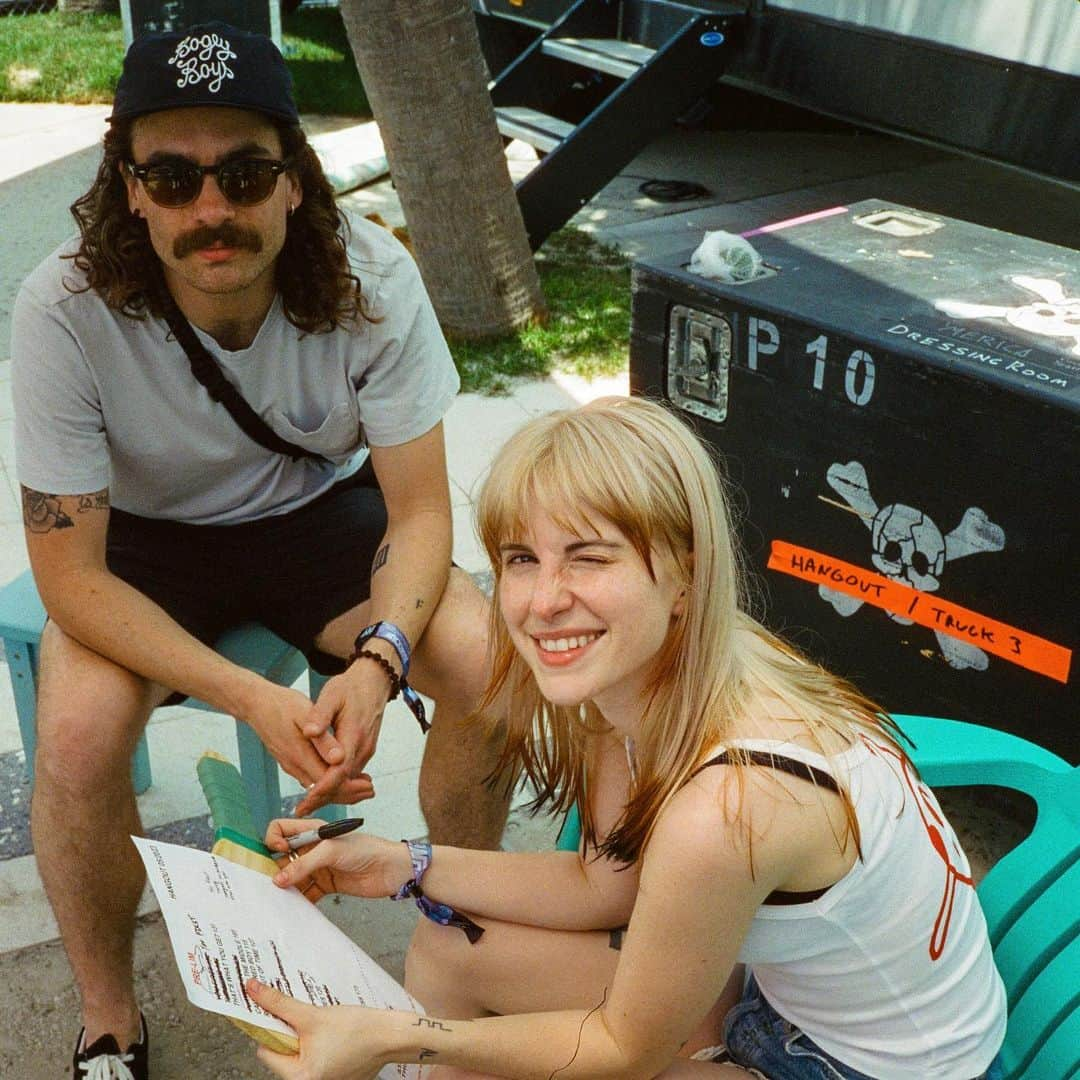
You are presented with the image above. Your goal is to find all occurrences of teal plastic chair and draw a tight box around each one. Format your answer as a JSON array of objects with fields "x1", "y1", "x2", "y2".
[
  {"x1": 556, "y1": 802, "x2": 581, "y2": 852},
  {"x1": 895, "y1": 714, "x2": 1079, "y2": 1080},
  {"x1": 0, "y1": 567, "x2": 337, "y2": 834},
  {"x1": 556, "y1": 714, "x2": 1079, "y2": 1079}
]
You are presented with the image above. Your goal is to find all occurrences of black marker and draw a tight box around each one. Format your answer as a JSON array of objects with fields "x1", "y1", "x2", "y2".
[{"x1": 270, "y1": 817, "x2": 364, "y2": 858}]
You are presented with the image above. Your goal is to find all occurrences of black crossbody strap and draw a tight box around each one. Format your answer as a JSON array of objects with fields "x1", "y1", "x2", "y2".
[{"x1": 162, "y1": 300, "x2": 328, "y2": 463}]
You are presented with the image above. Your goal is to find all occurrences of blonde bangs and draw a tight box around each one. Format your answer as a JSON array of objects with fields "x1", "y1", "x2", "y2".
[
  {"x1": 477, "y1": 402, "x2": 689, "y2": 581},
  {"x1": 473, "y1": 398, "x2": 904, "y2": 866}
]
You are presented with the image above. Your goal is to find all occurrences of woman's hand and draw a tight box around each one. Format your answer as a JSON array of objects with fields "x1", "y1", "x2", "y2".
[
  {"x1": 246, "y1": 980, "x2": 388, "y2": 1080},
  {"x1": 265, "y1": 819, "x2": 413, "y2": 902}
]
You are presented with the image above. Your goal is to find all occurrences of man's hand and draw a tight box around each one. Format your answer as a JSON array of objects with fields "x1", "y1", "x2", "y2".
[
  {"x1": 239, "y1": 682, "x2": 373, "y2": 809},
  {"x1": 295, "y1": 657, "x2": 392, "y2": 815}
]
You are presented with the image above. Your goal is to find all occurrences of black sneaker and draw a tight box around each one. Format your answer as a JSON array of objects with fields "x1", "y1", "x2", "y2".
[{"x1": 72, "y1": 1014, "x2": 148, "y2": 1079}]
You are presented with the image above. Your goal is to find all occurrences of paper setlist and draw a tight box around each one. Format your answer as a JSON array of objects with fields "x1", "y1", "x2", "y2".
[{"x1": 134, "y1": 837, "x2": 421, "y2": 1080}]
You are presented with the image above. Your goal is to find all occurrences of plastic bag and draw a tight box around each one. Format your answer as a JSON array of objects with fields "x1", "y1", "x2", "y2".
[{"x1": 688, "y1": 230, "x2": 763, "y2": 283}]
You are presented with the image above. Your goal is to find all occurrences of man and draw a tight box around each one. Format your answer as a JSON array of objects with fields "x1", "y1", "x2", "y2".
[{"x1": 11, "y1": 23, "x2": 505, "y2": 1078}]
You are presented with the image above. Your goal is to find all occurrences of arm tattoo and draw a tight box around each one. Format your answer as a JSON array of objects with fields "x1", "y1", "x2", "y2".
[
  {"x1": 77, "y1": 491, "x2": 109, "y2": 513},
  {"x1": 22, "y1": 487, "x2": 84, "y2": 533},
  {"x1": 418, "y1": 1049, "x2": 438, "y2": 1060},
  {"x1": 415, "y1": 598, "x2": 425, "y2": 610},
  {"x1": 412, "y1": 1018, "x2": 453, "y2": 1032},
  {"x1": 372, "y1": 543, "x2": 390, "y2": 575}
]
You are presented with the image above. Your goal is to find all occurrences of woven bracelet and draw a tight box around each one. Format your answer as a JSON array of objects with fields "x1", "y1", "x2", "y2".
[
  {"x1": 391, "y1": 840, "x2": 484, "y2": 944},
  {"x1": 350, "y1": 648, "x2": 401, "y2": 701}
]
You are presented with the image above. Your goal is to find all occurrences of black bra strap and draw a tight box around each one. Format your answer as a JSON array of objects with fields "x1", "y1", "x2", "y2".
[
  {"x1": 162, "y1": 299, "x2": 328, "y2": 463},
  {"x1": 694, "y1": 749, "x2": 840, "y2": 794},
  {"x1": 694, "y1": 748, "x2": 842, "y2": 906}
]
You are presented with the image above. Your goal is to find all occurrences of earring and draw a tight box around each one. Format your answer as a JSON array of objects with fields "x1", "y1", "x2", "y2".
[{"x1": 287, "y1": 203, "x2": 296, "y2": 216}]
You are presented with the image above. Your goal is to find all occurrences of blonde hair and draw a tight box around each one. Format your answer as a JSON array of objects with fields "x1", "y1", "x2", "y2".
[{"x1": 477, "y1": 397, "x2": 903, "y2": 863}]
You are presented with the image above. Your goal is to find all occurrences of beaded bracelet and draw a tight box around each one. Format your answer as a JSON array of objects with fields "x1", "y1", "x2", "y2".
[
  {"x1": 352, "y1": 623, "x2": 429, "y2": 733},
  {"x1": 355, "y1": 621, "x2": 411, "y2": 676},
  {"x1": 350, "y1": 647, "x2": 401, "y2": 701},
  {"x1": 391, "y1": 840, "x2": 485, "y2": 944}
]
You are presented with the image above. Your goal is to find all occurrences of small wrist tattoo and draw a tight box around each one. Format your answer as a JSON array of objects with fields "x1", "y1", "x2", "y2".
[{"x1": 413, "y1": 1018, "x2": 453, "y2": 1032}]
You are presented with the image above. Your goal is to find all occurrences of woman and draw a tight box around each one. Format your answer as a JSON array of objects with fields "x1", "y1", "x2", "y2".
[{"x1": 248, "y1": 397, "x2": 1006, "y2": 1079}]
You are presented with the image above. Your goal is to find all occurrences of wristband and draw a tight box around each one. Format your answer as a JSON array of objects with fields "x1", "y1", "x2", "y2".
[
  {"x1": 355, "y1": 621, "x2": 411, "y2": 676},
  {"x1": 353, "y1": 622, "x2": 428, "y2": 733},
  {"x1": 390, "y1": 840, "x2": 485, "y2": 944}
]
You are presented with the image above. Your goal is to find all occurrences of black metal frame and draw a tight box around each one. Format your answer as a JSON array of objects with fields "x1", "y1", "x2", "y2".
[
  {"x1": 723, "y1": 8, "x2": 1078, "y2": 183},
  {"x1": 475, "y1": 1, "x2": 1079, "y2": 183},
  {"x1": 487, "y1": 0, "x2": 745, "y2": 248}
]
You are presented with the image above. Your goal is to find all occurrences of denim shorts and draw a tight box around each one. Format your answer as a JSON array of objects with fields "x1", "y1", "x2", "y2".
[{"x1": 720, "y1": 974, "x2": 1004, "y2": 1080}]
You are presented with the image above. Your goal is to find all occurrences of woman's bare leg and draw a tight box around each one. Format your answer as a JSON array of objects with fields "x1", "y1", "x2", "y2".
[
  {"x1": 406, "y1": 919, "x2": 749, "y2": 1079},
  {"x1": 423, "y1": 1059, "x2": 755, "y2": 1078}
]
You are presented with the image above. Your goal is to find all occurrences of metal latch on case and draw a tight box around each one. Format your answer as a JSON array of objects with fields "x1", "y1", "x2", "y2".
[{"x1": 667, "y1": 305, "x2": 731, "y2": 423}]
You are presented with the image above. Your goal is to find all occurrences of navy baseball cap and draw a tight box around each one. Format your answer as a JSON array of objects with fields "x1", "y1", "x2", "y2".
[{"x1": 110, "y1": 22, "x2": 300, "y2": 125}]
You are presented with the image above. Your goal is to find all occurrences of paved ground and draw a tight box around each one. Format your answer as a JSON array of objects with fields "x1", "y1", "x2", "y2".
[{"x1": 0, "y1": 100, "x2": 1071, "y2": 1076}]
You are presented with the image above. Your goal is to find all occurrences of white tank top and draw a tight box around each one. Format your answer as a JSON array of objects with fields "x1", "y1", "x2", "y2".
[{"x1": 726, "y1": 736, "x2": 1006, "y2": 1079}]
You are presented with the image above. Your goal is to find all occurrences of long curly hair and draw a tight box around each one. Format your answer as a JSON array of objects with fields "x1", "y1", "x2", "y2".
[{"x1": 66, "y1": 117, "x2": 367, "y2": 333}]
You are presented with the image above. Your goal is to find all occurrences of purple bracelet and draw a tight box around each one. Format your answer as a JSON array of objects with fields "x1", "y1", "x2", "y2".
[{"x1": 391, "y1": 840, "x2": 484, "y2": 944}]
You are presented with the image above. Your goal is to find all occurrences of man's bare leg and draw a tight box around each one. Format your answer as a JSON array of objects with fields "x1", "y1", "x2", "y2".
[
  {"x1": 31, "y1": 621, "x2": 170, "y2": 1047},
  {"x1": 411, "y1": 569, "x2": 509, "y2": 849},
  {"x1": 316, "y1": 568, "x2": 508, "y2": 850}
]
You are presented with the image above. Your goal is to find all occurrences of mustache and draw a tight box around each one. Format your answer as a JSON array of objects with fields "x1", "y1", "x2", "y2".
[{"x1": 173, "y1": 223, "x2": 263, "y2": 260}]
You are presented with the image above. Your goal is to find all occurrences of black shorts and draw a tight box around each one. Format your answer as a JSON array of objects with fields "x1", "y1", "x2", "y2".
[{"x1": 106, "y1": 459, "x2": 387, "y2": 693}]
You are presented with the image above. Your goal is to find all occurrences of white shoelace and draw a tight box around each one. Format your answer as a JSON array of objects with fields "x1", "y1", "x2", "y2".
[{"x1": 78, "y1": 1049, "x2": 136, "y2": 1080}]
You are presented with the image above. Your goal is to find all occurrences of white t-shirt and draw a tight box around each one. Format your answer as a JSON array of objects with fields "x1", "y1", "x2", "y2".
[
  {"x1": 12, "y1": 213, "x2": 460, "y2": 525},
  {"x1": 733, "y1": 736, "x2": 1006, "y2": 1079}
]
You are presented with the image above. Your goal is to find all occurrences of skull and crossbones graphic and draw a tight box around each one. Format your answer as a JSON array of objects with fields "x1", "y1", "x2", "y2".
[
  {"x1": 822, "y1": 461, "x2": 1005, "y2": 670},
  {"x1": 936, "y1": 275, "x2": 1080, "y2": 356}
]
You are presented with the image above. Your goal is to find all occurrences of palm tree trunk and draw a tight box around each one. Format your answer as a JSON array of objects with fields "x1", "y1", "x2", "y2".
[{"x1": 339, "y1": 0, "x2": 546, "y2": 338}]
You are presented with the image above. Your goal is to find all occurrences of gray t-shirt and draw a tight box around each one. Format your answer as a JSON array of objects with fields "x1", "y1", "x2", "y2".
[{"x1": 12, "y1": 214, "x2": 460, "y2": 525}]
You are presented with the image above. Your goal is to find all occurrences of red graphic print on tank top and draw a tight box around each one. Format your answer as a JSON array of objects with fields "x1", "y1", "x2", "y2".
[{"x1": 862, "y1": 738, "x2": 975, "y2": 960}]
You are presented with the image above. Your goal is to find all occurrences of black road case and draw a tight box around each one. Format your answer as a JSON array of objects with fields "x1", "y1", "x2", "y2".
[{"x1": 630, "y1": 199, "x2": 1078, "y2": 761}]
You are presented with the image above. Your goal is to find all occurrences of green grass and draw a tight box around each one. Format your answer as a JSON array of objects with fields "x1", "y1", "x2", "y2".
[
  {"x1": 281, "y1": 8, "x2": 369, "y2": 117},
  {"x1": 0, "y1": 14, "x2": 630, "y2": 393},
  {"x1": 450, "y1": 229, "x2": 632, "y2": 395},
  {"x1": 0, "y1": 13, "x2": 123, "y2": 103},
  {"x1": 0, "y1": 9, "x2": 370, "y2": 115}
]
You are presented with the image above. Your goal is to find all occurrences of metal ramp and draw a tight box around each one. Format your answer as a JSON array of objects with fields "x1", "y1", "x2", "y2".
[{"x1": 484, "y1": 1, "x2": 746, "y2": 250}]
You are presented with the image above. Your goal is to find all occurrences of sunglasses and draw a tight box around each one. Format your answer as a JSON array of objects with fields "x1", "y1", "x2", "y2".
[{"x1": 126, "y1": 157, "x2": 293, "y2": 209}]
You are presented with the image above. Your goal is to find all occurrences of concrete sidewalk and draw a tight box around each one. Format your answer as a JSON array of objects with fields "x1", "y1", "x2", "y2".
[{"x1": 0, "y1": 102, "x2": 1069, "y2": 1076}]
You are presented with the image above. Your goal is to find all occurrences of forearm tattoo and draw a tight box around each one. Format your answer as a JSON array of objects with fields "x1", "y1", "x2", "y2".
[
  {"x1": 418, "y1": 1048, "x2": 438, "y2": 1060},
  {"x1": 412, "y1": 1018, "x2": 453, "y2": 1032},
  {"x1": 22, "y1": 487, "x2": 109, "y2": 533},
  {"x1": 372, "y1": 543, "x2": 390, "y2": 575}
]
